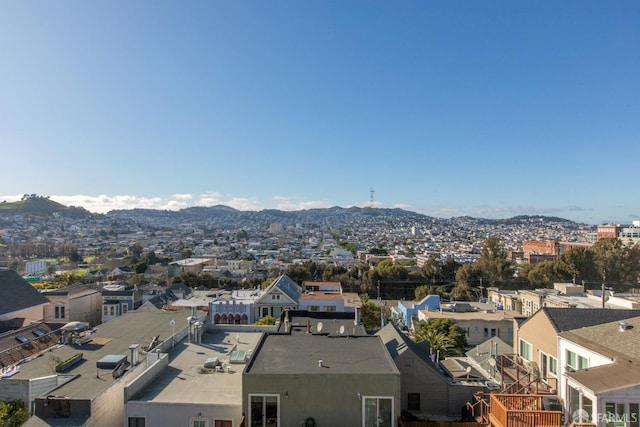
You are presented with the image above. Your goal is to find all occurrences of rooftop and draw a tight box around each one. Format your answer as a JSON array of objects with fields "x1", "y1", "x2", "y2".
[
  {"x1": 246, "y1": 333, "x2": 397, "y2": 376},
  {"x1": 561, "y1": 315, "x2": 640, "y2": 363},
  {"x1": 131, "y1": 330, "x2": 261, "y2": 405},
  {"x1": 12, "y1": 310, "x2": 191, "y2": 399}
]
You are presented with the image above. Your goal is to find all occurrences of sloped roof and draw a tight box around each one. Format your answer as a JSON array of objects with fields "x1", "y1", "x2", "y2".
[
  {"x1": 258, "y1": 275, "x2": 301, "y2": 304},
  {"x1": 376, "y1": 322, "x2": 432, "y2": 367},
  {"x1": 568, "y1": 361, "x2": 640, "y2": 394},
  {"x1": 0, "y1": 270, "x2": 49, "y2": 316},
  {"x1": 521, "y1": 307, "x2": 640, "y2": 333}
]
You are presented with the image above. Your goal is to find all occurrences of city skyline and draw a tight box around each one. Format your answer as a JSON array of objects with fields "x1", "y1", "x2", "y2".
[{"x1": 2, "y1": 1, "x2": 639, "y2": 225}]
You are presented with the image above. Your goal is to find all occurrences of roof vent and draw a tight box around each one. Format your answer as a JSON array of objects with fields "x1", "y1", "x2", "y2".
[{"x1": 618, "y1": 321, "x2": 630, "y2": 332}]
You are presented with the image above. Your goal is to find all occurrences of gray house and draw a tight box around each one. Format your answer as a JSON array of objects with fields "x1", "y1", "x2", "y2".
[
  {"x1": 376, "y1": 322, "x2": 487, "y2": 419},
  {"x1": 243, "y1": 313, "x2": 401, "y2": 427}
]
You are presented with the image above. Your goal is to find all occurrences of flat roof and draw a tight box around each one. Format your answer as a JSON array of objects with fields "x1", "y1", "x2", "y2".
[
  {"x1": 246, "y1": 333, "x2": 398, "y2": 376},
  {"x1": 419, "y1": 309, "x2": 520, "y2": 321},
  {"x1": 131, "y1": 331, "x2": 262, "y2": 405},
  {"x1": 299, "y1": 292, "x2": 344, "y2": 301},
  {"x1": 11, "y1": 310, "x2": 195, "y2": 400}
]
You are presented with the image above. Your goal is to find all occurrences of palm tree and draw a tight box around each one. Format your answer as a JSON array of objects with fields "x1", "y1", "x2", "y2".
[{"x1": 415, "y1": 328, "x2": 456, "y2": 359}]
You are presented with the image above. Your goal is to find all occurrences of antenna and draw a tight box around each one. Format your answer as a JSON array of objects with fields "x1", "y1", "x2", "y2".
[{"x1": 370, "y1": 186, "x2": 375, "y2": 206}]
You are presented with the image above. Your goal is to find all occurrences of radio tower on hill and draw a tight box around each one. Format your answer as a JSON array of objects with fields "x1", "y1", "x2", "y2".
[{"x1": 370, "y1": 186, "x2": 375, "y2": 207}]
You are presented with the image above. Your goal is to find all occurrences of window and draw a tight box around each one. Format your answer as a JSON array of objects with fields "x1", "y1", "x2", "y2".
[
  {"x1": 54, "y1": 305, "x2": 65, "y2": 319},
  {"x1": 271, "y1": 294, "x2": 280, "y2": 300},
  {"x1": 484, "y1": 328, "x2": 489, "y2": 338},
  {"x1": 128, "y1": 417, "x2": 146, "y2": 427},
  {"x1": 192, "y1": 421, "x2": 206, "y2": 427},
  {"x1": 605, "y1": 403, "x2": 627, "y2": 427},
  {"x1": 519, "y1": 339, "x2": 533, "y2": 361},
  {"x1": 631, "y1": 403, "x2": 640, "y2": 427},
  {"x1": 407, "y1": 393, "x2": 420, "y2": 411},
  {"x1": 103, "y1": 306, "x2": 109, "y2": 316},
  {"x1": 567, "y1": 350, "x2": 577, "y2": 370},
  {"x1": 578, "y1": 355, "x2": 589, "y2": 370},
  {"x1": 250, "y1": 394, "x2": 279, "y2": 427},
  {"x1": 364, "y1": 397, "x2": 393, "y2": 427},
  {"x1": 308, "y1": 305, "x2": 319, "y2": 312},
  {"x1": 603, "y1": 402, "x2": 640, "y2": 427},
  {"x1": 324, "y1": 306, "x2": 336, "y2": 312},
  {"x1": 121, "y1": 304, "x2": 128, "y2": 314},
  {"x1": 549, "y1": 356, "x2": 558, "y2": 375},
  {"x1": 214, "y1": 421, "x2": 232, "y2": 427}
]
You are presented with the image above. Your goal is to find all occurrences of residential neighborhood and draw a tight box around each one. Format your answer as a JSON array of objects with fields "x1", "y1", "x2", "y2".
[{"x1": 1, "y1": 204, "x2": 640, "y2": 427}]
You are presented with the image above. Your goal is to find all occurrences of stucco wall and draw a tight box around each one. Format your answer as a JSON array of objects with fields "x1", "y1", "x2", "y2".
[{"x1": 243, "y1": 372, "x2": 401, "y2": 427}]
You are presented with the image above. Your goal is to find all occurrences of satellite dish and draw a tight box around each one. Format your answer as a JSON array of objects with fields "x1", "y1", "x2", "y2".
[
  {"x1": 488, "y1": 358, "x2": 496, "y2": 367},
  {"x1": 317, "y1": 322, "x2": 324, "y2": 333},
  {"x1": 339, "y1": 325, "x2": 345, "y2": 335}
]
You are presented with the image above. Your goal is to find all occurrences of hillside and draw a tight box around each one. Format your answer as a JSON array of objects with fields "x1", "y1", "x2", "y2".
[{"x1": 0, "y1": 195, "x2": 94, "y2": 219}]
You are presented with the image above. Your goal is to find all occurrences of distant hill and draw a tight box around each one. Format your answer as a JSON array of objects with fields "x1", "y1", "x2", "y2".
[
  {"x1": 106, "y1": 204, "x2": 582, "y2": 229},
  {"x1": 0, "y1": 195, "x2": 94, "y2": 219}
]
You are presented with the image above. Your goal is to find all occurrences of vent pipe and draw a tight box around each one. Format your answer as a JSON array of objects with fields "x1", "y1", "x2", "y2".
[{"x1": 129, "y1": 344, "x2": 140, "y2": 366}]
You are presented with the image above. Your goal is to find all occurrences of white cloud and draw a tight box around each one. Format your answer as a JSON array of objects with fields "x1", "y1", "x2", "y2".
[
  {"x1": 48, "y1": 194, "x2": 166, "y2": 213},
  {"x1": 273, "y1": 196, "x2": 332, "y2": 211},
  {"x1": 394, "y1": 203, "x2": 411, "y2": 210},
  {"x1": 171, "y1": 193, "x2": 193, "y2": 200},
  {"x1": 347, "y1": 200, "x2": 383, "y2": 208}
]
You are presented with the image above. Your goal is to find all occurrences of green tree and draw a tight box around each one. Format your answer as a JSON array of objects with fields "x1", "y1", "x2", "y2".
[
  {"x1": 128, "y1": 243, "x2": 143, "y2": 260},
  {"x1": 134, "y1": 262, "x2": 147, "y2": 274},
  {"x1": 591, "y1": 238, "x2": 640, "y2": 289},
  {"x1": 527, "y1": 261, "x2": 570, "y2": 286},
  {"x1": 143, "y1": 251, "x2": 160, "y2": 265},
  {"x1": 414, "y1": 285, "x2": 434, "y2": 300},
  {"x1": 455, "y1": 263, "x2": 483, "y2": 300},
  {"x1": 254, "y1": 315, "x2": 277, "y2": 325},
  {"x1": 360, "y1": 300, "x2": 382, "y2": 331},
  {"x1": 0, "y1": 399, "x2": 28, "y2": 427},
  {"x1": 556, "y1": 247, "x2": 600, "y2": 284},
  {"x1": 477, "y1": 237, "x2": 514, "y2": 285},
  {"x1": 414, "y1": 318, "x2": 467, "y2": 357}
]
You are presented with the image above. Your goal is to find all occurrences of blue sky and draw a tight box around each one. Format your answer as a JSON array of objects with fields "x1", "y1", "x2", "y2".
[{"x1": 1, "y1": 1, "x2": 638, "y2": 224}]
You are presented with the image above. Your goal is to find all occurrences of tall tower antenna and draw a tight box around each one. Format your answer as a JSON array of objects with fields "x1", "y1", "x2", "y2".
[{"x1": 370, "y1": 186, "x2": 375, "y2": 206}]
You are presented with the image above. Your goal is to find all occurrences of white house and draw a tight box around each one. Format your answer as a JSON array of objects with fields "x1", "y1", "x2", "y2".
[{"x1": 558, "y1": 317, "x2": 640, "y2": 425}]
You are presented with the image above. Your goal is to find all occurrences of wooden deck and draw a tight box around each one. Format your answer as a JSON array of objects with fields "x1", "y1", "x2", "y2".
[{"x1": 488, "y1": 394, "x2": 562, "y2": 427}]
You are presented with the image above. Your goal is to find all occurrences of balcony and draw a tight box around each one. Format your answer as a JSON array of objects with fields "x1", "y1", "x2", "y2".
[{"x1": 488, "y1": 394, "x2": 563, "y2": 427}]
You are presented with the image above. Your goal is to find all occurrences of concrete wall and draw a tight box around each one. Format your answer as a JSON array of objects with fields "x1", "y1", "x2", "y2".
[
  {"x1": 124, "y1": 353, "x2": 169, "y2": 402},
  {"x1": 126, "y1": 401, "x2": 241, "y2": 427},
  {"x1": 0, "y1": 378, "x2": 29, "y2": 404},
  {"x1": 90, "y1": 373, "x2": 129, "y2": 427},
  {"x1": 243, "y1": 372, "x2": 401, "y2": 427},
  {"x1": 208, "y1": 324, "x2": 277, "y2": 334}
]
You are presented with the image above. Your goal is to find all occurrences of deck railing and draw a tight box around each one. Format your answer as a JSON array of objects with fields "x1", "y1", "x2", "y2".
[{"x1": 489, "y1": 394, "x2": 562, "y2": 427}]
